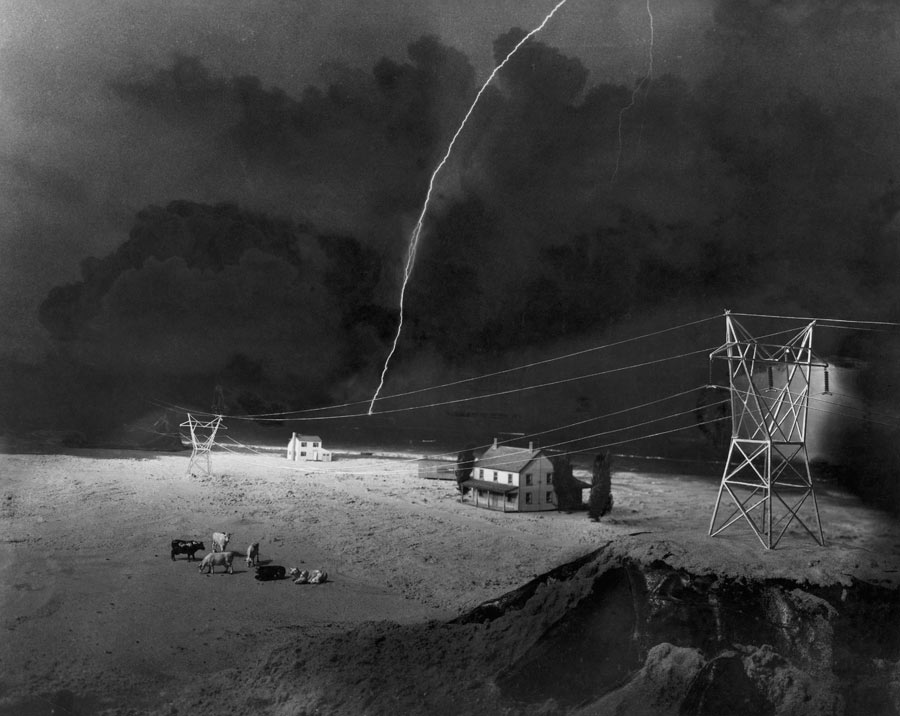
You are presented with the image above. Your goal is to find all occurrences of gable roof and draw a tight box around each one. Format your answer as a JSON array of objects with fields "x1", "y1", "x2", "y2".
[
  {"x1": 292, "y1": 435, "x2": 322, "y2": 442},
  {"x1": 475, "y1": 445, "x2": 544, "y2": 475}
]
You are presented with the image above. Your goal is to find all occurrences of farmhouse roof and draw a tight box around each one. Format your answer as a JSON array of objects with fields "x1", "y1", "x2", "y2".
[
  {"x1": 462, "y1": 479, "x2": 519, "y2": 495},
  {"x1": 475, "y1": 445, "x2": 543, "y2": 474},
  {"x1": 292, "y1": 435, "x2": 322, "y2": 442}
]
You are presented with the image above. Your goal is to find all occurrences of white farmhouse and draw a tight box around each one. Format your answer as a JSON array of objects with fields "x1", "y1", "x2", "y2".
[
  {"x1": 463, "y1": 439, "x2": 557, "y2": 512},
  {"x1": 286, "y1": 433, "x2": 332, "y2": 462}
]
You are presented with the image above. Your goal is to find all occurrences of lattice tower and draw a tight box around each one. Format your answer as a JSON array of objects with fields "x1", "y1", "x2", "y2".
[
  {"x1": 180, "y1": 414, "x2": 224, "y2": 478},
  {"x1": 708, "y1": 312, "x2": 827, "y2": 549}
]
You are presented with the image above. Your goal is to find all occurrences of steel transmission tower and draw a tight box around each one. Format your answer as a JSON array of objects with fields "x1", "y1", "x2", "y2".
[
  {"x1": 708, "y1": 312, "x2": 827, "y2": 549},
  {"x1": 180, "y1": 413, "x2": 224, "y2": 478}
]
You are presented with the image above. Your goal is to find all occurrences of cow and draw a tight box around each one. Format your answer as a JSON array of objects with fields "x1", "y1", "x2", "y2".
[
  {"x1": 288, "y1": 567, "x2": 309, "y2": 584},
  {"x1": 289, "y1": 567, "x2": 327, "y2": 584},
  {"x1": 171, "y1": 540, "x2": 205, "y2": 561},
  {"x1": 198, "y1": 551, "x2": 235, "y2": 574},
  {"x1": 245, "y1": 542, "x2": 260, "y2": 567},
  {"x1": 254, "y1": 565, "x2": 286, "y2": 581},
  {"x1": 211, "y1": 531, "x2": 231, "y2": 552}
]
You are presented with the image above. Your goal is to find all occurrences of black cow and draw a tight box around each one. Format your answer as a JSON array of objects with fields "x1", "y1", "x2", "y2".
[
  {"x1": 254, "y1": 565, "x2": 286, "y2": 581},
  {"x1": 171, "y1": 539, "x2": 205, "y2": 561}
]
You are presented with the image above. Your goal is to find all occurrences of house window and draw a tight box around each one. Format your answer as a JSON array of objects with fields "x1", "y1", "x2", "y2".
[
  {"x1": 525, "y1": 473, "x2": 533, "y2": 486},
  {"x1": 493, "y1": 471, "x2": 498, "y2": 482},
  {"x1": 525, "y1": 492, "x2": 533, "y2": 505},
  {"x1": 478, "y1": 489, "x2": 485, "y2": 498},
  {"x1": 300, "y1": 451, "x2": 307, "y2": 457},
  {"x1": 301, "y1": 441, "x2": 307, "y2": 447},
  {"x1": 547, "y1": 472, "x2": 554, "y2": 484},
  {"x1": 507, "y1": 474, "x2": 512, "y2": 484},
  {"x1": 546, "y1": 491, "x2": 554, "y2": 503},
  {"x1": 506, "y1": 493, "x2": 516, "y2": 502},
  {"x1": 313, "y1": 442, "x2": 319, "y2": 448},
  {"x1": 480, "y1": 469, "x2": 484, "y2": 479}
]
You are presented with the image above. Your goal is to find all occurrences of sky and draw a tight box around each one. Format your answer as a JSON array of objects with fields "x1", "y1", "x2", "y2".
[
  {"x1": 2, "y1": 0, "x2": 706, "y2": 361},
  {"x1": 2, "y1": 0, "x2": 900, "y2": 408}
]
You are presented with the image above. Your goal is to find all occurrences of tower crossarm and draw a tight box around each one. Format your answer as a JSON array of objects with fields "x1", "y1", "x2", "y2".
[{"x1": 709, "y1": 342, "x2": 828, "y2": 368}]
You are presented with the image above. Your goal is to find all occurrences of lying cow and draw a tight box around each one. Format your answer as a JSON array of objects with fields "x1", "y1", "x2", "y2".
[
  {"x1": 245, "y1": 542, "x2": 260, "y2": 567},
  {"x1": 171, "y1": 539, "x2": 205, "y2": 561},
  {"x1": 288, "y1": 567, "x2": 327, "y2": 584},
  {"x1": 288, "y1": 567, "x2": 308, "y2": 583},
  {"x1": 211, "y1": 531, "x2": 231, "y2": 552},
  {"x1": 198, "y1": 551, "x2": 235, "y2": 574},
  {"x1": 254, "y1": 565, "x2": 286, "y2": 581}
]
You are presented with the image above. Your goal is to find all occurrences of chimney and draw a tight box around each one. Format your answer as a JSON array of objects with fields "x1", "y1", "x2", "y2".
[
  {"x1": 492, "y1": 437, "x2": 498, "y2": 449},
  {"x1": 529, "y1": 441, "x2": 533, "y2": 451}
]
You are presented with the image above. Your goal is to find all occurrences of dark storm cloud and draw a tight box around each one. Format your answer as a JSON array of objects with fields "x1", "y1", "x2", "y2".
[
  {"x1": 107, "y1": 36, "x2": 479, "y2": 266},
  {"x1": 708, "y1": 0, "x2": 900, "y2": 97},
  {"x1": 3, "y1": 0, "x2": 900, "y2": 396},
  {"x1": 109, "y1": 55, "x2": 235, "y2": 119},
  {"x1": 40, "y1": 2, "x2": 900, "y2": 378},
  {"x1": 0, "y1": 0, "x2": 709, "y2": 361},
  {"x1": 37, "y1": 201, "x2": 351, "y2": 387},
  {"x1": 1, "y1": 155, "x2": 88, "y2": 205}
]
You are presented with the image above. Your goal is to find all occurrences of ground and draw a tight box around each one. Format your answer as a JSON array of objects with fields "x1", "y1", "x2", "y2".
[{"x1": 1, "y1": 446, "x2": 899, "y2": 715}]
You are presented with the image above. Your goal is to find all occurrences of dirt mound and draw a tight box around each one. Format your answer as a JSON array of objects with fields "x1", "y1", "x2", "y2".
[{"x1": 156, "y1": 550, "x2": 900, "y2": 716}]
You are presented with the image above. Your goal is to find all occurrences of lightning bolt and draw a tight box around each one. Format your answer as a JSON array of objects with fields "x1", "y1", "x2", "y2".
[
  {"x1": 611, "y1": 0, "x2": 654, "y2": 182},
  {"x1": 368, "y1": 0, "x2": 571, "y2": 415}
]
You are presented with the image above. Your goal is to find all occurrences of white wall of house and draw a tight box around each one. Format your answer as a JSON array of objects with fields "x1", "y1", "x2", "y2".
[{"x1": 476, "y1": 467, "x2": 518, "y2": 487}]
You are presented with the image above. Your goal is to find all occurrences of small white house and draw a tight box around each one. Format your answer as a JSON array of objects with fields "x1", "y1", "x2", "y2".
[
  {"x1": 462, "y1": 439, "x2": 557, "y2": 512},
  {"x1": 286, "y1": 433, "x2": 332, "y2": 462}
]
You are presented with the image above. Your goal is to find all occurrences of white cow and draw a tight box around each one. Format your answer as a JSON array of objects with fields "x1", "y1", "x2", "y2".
[
  {"x1": 245, "y1": 542, "x2": 260, "y2": 567},
  {"x1": 211, "y1": 531, "x2": 231, "y2": 552},
  {"x1": 198, "y1": 551, "x2": 235, "y2": 574}
]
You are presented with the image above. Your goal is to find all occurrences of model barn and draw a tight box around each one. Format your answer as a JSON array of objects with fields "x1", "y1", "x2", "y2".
[{"x1": 463, "y1": 439, "x2": 557, "y2": 512}]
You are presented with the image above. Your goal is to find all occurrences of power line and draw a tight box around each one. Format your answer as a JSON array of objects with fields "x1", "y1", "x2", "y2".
[
  {"x1": 531, "y1": 401, "x2": 728, "y2": 453},
  {"x1": 196, "y1": 344, "x2": 715, "y2": 423},
  {"x1": 730, "y1": 311, "x2": 900, "y2": 327},
  {"x1": 154, "y1": 313, "x2": 894, "y2": 425},
  {"x1": 810, "y1": 393, "x2": 900, "y2": 424},
  {"x1": 209, "y1": 393, "x2": 900, "y2": 481},
  {"x1": 412, "y1": 384, "x2": 712, "y2": 463},
  {"x1": 159, "y1": 324, "x2": 797, "y2": 431},
  {"x1": 215, "y1": 385, "x2": 711, "y2": 469},
  {"x1": 804, "y1": 402, "x2": 900, "y2": 431},
  {"x1": 216, "y1": 400, "x2": 726, "y2": 478},
  {"x1": 721, "y1": 386, "x2": 900, "y2": 431},
  {"x1": 370, "y1": 415, "x2": 732, "y2": 474},
  {"x1": 216, "y1": 314, "x2": 721, "y2": 419},
  {"x1": 152, "y1": 319, "x2": 812, "y2": 425},
  {"x1": 558, "y1": 415, "x2": 729, "y2": 460},
  {"x1": 211, "y1": 415, "x2": 731, "y2": 478},
  {"x1": 377, "y1": 392, "x2": 721, "y2": 474}
]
